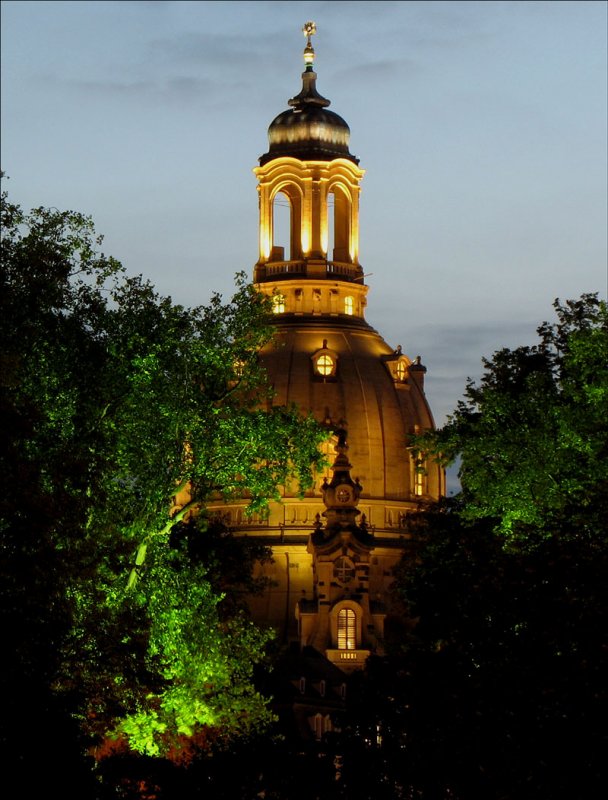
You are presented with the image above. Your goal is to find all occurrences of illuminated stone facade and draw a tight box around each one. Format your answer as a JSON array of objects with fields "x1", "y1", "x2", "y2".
[{"x1": 207, "y1": 25, "x2": 444, "y2": 673}]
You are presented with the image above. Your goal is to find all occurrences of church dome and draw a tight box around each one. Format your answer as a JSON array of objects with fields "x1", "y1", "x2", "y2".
[
  {"x1": 258, "y1": 314, "x2": 438, "y2": 505},
  {"x1": 263, "y1": 104, "x2": 355, "y2": 165},
  {"x1": 259, "y1": 24, "x2": 358, "y2": 166},
  {"x1": 207, "y1": 23, "x2": 444, "y2": 661}
]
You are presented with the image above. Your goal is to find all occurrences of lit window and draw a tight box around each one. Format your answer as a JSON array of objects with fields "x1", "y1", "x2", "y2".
[
  {"x1": 316, "y1": 354, "x2": 334, "y2": 376},
  {"x1": 272, "y1": 293, "x2": 286, "y2": 314},
  {"x1": 344, "y1": 296, "x2": 354, "y2": 316},
  {"x1": 395, "y1": 361, "x2": 406, "y2": 381},
  {"x1": 318, "y1": 434, "x2": 338, "y2": 484},
  {"x1": 338, "y1": 609, "x2": 356, "y2": 650},
  {"x1": 312, "y1": 341, "x2": 338, "y2": 378},
  {"x1": 414, "y1": 456, "x2": 426, "y2": 496}
]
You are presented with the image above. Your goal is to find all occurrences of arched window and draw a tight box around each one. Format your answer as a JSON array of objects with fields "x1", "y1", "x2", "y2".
[
  {"x1": 309, "y1": 713, "x2": 333, "y2": 740},
  {"x1": 272, "y1": 293, "x2": 286, "y2": 314},
  {"x1": 269, "y1": 185, "x2": 303, "y2": 262},
  {"x1": 337, "y1": 608, "x2": 356, "y2": 650},
  {"x1": 327, "y1": 193, "x2": 334, "y2": 259},
  {"x1": 413, "y1": 453, "x2": 426, "y2": 496},
  {"x1": 315, "y1": 433, "x2": 338, "y2": 488},
  {"x1": 328, "y1": 186, "x2": 351, "y2": 262},
  {"x1": 271, "y1": 191, "x2": 291, "y2": 261},
  {"x1": 344, "y1": 296, "x2": 354, "y2": 316}
]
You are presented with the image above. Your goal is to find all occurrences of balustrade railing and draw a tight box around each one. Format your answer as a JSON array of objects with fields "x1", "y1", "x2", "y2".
[{"x1": 258, "y1": 260, "x2": 362, "y2": 281}]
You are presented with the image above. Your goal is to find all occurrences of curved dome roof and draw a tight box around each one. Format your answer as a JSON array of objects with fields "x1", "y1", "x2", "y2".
[
  {"x1": 259, "y1": 314, "x2": 437, "y2": 504},
  {"x1": 260, "y1": 67, "x2": 358, "y2": 166},
  {"x1": 264, "y1": 105, "x2": 353, "y2": 164}
]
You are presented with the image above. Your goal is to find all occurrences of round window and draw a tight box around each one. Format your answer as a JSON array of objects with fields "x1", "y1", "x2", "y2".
[
  {"x1": 316, "y1": 354, "x2": 334, "y2": 376},
  {"x1": 333, "y1": 556, "x2": 355, "y2": 584}
]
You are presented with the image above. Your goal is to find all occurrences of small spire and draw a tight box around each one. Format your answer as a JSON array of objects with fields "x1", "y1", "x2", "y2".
[
  {"x1": 302, "y1": 21, "x2": 316, "y2": 71},
  {"x1": 314, "y1": 424, "x2": 372, "y2": 543},
  {"x1": 288, "y1": 21, "x2": 330, "y2": 111}
]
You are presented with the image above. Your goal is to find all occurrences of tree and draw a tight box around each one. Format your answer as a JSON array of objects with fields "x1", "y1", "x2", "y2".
[
  {"x1": 347, "y1": 296, "x2": 608, "y2": 799},
  {"x1": 0, "y1": 183, "x2": 327, "y2": 787},
  {"x1": 423, "y1": 294, "x2": 608, "y2": 541}
]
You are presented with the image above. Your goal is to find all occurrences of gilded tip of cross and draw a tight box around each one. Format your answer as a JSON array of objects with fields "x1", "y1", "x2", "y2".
[{"x1": 302, "y1": 21, "x2": 317, "y2": 43}]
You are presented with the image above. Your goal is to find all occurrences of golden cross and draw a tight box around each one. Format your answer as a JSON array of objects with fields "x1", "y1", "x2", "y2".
[{"x1": 302, "y1": 21, "x2": 317, "y2": 46}]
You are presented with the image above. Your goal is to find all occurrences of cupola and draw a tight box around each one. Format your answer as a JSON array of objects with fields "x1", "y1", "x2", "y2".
[
  {"x1": 253, "y1": 22, "x2": 366, "y2": 309},
  {"x1": 260, "y1": 22, "x2": 358, "y2": 166}
]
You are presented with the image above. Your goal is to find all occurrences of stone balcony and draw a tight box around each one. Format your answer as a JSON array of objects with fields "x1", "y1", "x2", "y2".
[{"x1": 325, "y1": 648, "x2": 370, "y2": 672}]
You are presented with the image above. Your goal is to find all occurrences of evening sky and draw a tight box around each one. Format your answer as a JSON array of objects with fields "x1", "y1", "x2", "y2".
[{"x1": 2, "y1": 1, "x2": 606, "y2": 490}]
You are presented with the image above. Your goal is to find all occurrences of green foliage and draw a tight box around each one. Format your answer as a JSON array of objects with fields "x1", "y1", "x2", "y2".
[
  {"x1": 107, "y1": 533, "x2": 275, "y2": 757},
  {"x1": 419, "y1": 294, "x2": 608, "y2": 541},
  {"x1": 1, "y1": 182, "x2": 326, "y2": 769},
  {"x1": 371, "y1": 296, "x2": 608, "y2": 798}
]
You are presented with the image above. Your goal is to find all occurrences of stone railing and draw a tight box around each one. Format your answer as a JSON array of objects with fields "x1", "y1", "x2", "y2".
[
  {"x1": 256, "y1": 260, "x2": 363, "y2": 282},
  {"x1": 261, "y1": 261, "x2": 306, "y2": 278}
]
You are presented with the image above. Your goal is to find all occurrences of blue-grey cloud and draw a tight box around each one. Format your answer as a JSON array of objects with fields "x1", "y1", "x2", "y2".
[{"x1": 148, "y1": 29, "x2": 293, "y2": 70}]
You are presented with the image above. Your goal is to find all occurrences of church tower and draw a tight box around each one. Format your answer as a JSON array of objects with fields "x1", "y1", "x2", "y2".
[{"x1": 207, "y1": 24, "x2": 444, "y2": 671}]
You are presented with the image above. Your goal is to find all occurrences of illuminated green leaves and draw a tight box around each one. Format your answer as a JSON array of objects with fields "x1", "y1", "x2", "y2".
[
  {"x1": 1, "y1": 188, "x2": 322, "y2": 762},
  {"x1": 420, "y1": 294, "x2": 608, "y2": 543},
  {"x1": 106, "y1": 536, "x2": 274, "y2": 756}
]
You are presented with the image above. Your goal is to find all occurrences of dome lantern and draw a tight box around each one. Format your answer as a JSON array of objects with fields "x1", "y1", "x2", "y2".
[
  {"x1": 254, "y1": 23, "x2": 366, "y2": 291},
  {"x1": 260, "y1": 22, "x2": 358, "y2": 167}
]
